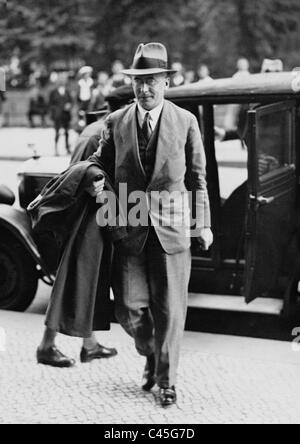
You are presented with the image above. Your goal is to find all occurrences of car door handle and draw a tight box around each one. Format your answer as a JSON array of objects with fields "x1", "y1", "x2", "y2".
[
  {"x1": 250, "y1": 194, "x2": 275, "y2": 206},
  {"x1": 257, "y1": 196, "x2": 275, "y2": 206}
]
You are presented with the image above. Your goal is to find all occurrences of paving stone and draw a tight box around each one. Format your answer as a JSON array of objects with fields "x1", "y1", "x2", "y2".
[{"x1": 1, "y1": 311, "x2": 300, "y2": 424}]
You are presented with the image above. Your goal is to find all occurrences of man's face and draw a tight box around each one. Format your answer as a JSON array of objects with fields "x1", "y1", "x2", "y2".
[
  {"x1": 57, "y1": 74, "x2": 67, "y2": 87},
  {"x1": 132, "y1": 73, "x2": 170, "y2": 110}
]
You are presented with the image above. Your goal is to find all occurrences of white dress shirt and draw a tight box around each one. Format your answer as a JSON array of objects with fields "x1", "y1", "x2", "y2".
[
  {"x1": 137, "y1": 101, "x2": 164, "y2": 132},
  {"x1": 78, "y1": 77, "x2": 94, "y2": 101}
]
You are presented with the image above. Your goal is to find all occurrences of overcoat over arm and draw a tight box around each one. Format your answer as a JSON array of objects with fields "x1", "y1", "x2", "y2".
[{"x1": 28, "y1": 161, "x2": 127, "y2": 337}]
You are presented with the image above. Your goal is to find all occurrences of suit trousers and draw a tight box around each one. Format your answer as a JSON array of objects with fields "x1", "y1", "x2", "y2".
[{"x1": 112, "y1": 227, "x2": 191, "y2": 388}]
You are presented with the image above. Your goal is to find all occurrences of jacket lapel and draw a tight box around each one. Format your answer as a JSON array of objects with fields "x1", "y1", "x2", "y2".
[
  {"x1": 149, "y1": 101, "x2": 176, "y2": 184},
  {"x1": 120, "y1": 101, "x2": 176, "y2": 184},
  {"x1": 121, "y1": 104, "x2": 147, "y2": 179}
]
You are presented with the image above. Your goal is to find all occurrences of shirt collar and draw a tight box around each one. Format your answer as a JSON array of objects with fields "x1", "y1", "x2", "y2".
[{"x1": 137, "y1": 100, "x2": 164, "y2": 129}]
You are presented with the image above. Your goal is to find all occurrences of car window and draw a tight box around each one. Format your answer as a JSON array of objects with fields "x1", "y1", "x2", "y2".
[
  {"x1": 214, "y1": 104, "x2": 248, "y2": 200},
  {"x1": 256, "y1": 106, "x2": 293, "y2": 179}
]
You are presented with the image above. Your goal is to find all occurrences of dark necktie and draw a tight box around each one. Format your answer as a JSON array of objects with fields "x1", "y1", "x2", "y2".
[{"x1": 142, "y1": 112, "x2": 152, "y2": 142}]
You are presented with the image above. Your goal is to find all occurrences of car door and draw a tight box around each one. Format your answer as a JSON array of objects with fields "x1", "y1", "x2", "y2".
[{"x1": 245, "y1": 101, "x2": 297, "y2": 303}]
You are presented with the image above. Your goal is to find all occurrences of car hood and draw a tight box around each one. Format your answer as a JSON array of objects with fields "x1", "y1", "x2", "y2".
[{"x1": 18, "y1": 156, "x2": 71, "y2": 176}]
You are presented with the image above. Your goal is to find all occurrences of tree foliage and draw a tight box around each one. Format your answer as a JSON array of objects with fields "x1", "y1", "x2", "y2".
[
  {"x1": 233, "y1": 0, "x2": 300, "y2": 70},
  {"x1": 1, "y1": 0, "x2": 95, "y2": 65},
  {"x1": 1, "y1": 0, "x2": 300, "y2": 75}
]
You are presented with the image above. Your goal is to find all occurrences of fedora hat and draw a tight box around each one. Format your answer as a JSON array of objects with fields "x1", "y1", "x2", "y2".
[
  {"x1": 122, "y1": 43, "x2": 177, "y2": 76},
  {"x1": 87, "y1": 103, "x2": 110, "y2": 117}
]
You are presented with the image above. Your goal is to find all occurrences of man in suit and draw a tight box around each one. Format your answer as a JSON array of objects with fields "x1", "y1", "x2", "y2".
[
  {"x1": 88, "y1": 43, "x2": 213, "y2": 406},
  {"x1": 49, "y1": 74, "x2": 73, "y2": 156}
]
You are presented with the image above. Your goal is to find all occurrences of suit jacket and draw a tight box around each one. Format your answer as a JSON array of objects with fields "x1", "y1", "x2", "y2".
[
  {"x1": 49, "y1": 88, "x2": 72, "y2": 124},
  {"x1": 89, "y1": 100, "x2": 211, "y2": 255},
  {"x1": 70, "y1": 120, "x2": 105, "y2": 165}
]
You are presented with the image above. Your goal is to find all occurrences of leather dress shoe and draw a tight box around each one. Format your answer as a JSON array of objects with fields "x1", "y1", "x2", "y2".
[
  {"x1": 159, "y1": 386, "x2": 177, "y2": 407},
  {"x1": 37, "y1": 346, "x2": 76, "y2": 368},
  {"x1": 142, "y1": 354, "x2": 156, "y2": 391},
  {"x1": 80, "y1": 343, "x2": 118, "y2": 363}
]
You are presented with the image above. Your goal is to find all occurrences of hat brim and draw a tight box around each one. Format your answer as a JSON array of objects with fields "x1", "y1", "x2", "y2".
[
  {"x1": 87, "y1": 110, "x2": 109, "y2": 117},
  {"x1": 122, "y1": 68, "x2": 177, "y2": 76}
]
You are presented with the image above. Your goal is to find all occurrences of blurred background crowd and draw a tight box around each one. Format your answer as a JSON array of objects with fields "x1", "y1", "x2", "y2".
[
  {"x1": 0, "y1": 0, "x2": 300, "y2": 131},
  {"x1": 0, "y1": 53, "x2": 292, "y2": 132}
]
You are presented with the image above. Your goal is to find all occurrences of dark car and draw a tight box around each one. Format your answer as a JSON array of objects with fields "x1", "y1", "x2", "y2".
[
  {"x1": 0, "y1": 156, "x2": 70, "y2": 310},
  {"x1": 1, "y1": 72, "x2": 300, "y2": 319},
  {"x1": 106, "y1": 74, "x2": 300, "y2": 311}
]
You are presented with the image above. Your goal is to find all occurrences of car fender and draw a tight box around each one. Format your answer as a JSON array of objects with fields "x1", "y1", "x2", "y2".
[{"x1": 0, "y1": 204, "x2": 53, "y2": 283}]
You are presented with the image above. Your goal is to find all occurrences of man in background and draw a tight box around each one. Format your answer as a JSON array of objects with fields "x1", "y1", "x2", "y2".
[{"x1": 49, "y1": 73, "x2": 73, "y2": 155}]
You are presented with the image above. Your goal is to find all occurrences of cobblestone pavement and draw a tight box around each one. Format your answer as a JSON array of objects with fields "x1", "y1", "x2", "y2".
[{"x1": 1, "y1": 310, "x2": 300, "y2": 424}]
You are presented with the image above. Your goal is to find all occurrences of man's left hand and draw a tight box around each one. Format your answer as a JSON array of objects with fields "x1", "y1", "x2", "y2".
[{"x1": 197, "y1": 228, "x2": 213, "y2": 251}]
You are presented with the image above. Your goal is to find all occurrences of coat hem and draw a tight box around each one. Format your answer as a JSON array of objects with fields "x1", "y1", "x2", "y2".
[{"x1": 45, "y1": 321, "x2": 111, "y2": 338}]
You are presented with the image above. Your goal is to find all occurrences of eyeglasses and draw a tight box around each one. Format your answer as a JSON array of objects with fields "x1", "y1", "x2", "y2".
[{"x1": 132, "y1": 76, "x2": 164, "y2": 87}]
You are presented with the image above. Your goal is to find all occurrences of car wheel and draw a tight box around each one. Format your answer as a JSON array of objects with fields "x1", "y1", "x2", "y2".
[{"x1": 0, "y1": 235, "x2": 38, "y2": 311}]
